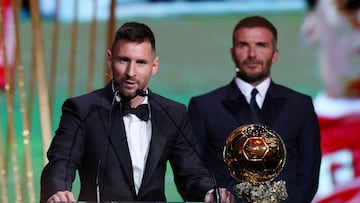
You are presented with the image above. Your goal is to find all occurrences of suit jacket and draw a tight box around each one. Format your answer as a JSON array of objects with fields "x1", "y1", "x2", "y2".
[
  {"x1": 40, "y1": 83, "x2": 214, "y2": 202},
  {"x1": 188, "y1": 80, "x2": 321, "y2": 203}
]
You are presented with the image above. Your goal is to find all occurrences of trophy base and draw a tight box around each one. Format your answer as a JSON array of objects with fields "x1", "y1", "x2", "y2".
[{"x1": 233, "y1": 180, "x2": 288, "y2": 203}]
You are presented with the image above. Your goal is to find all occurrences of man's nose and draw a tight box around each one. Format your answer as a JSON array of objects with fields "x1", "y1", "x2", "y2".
[
  {"x1": 126, "y1": 62, "x2": 136, "y2": 76},
  {"x1": 248, "y1": 46, "x2": 256, "y2": 57}
]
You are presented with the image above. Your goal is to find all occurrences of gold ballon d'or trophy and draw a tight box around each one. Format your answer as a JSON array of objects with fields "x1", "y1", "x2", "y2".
[{"x1": 223, "y1": 124, "x2": 288, "y2": 203}]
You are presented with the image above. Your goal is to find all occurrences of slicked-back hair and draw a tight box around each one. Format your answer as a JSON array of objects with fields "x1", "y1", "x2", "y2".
[
  {"x1": 111, "y1": 22, "x2": 156, "y2": 54},
  {"x1": 232, "y1": 16, "x2": 278, "y2": 45}
]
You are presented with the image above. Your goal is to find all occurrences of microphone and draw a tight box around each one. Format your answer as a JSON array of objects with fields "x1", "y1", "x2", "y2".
[
  {"x1": 96, "y1": 88, "x2": 120, "y2": 203},
  {"x1": 136, "y1": 89, "x2": 221, "y2": 203},
  {"x1": 109, "y1": 88, "x2": 121, "y2": 120},
  {"x1": 136, "y1": 89, "x2": 147, "y2": 97}
]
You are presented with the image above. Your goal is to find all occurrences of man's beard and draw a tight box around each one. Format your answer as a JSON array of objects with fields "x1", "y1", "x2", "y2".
[
  {"x1": 235, "y1": 59, "x2": 271, "y2": 84},
  {"x1": 236, "y1": 70, "x2": 268, "y2": 84},
  {"x1": 115, "y1": 85, "x2": 138, "y2": 101}
]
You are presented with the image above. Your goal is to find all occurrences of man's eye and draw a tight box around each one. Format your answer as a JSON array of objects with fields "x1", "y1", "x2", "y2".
[
  {"x1": 238, "y1": 43, "x2": 248, "y2": 49},
  {"x1": 257, "y1": 43, "x2": 266, "y2": 48},
  {"x1": 138, "y1": 60, "x2": 147, "y2": 65},
  {"x1": 118, "y1": 58, "x2": 128, "y2": 63}
]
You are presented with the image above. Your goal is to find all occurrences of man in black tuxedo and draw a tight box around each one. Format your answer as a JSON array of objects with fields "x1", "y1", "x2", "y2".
[
  {"x1": 40, "y1": 22, "x2": 234, "y2": 203},
  {"x1": 188, "y1": 16, "x2": 321, "y2": 203}
]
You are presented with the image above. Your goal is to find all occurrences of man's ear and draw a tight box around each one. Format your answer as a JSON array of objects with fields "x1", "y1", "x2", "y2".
[
  {"x1": 151, "y1": 56, "x2": 159, "y2": 76},
  {"x1": 272, "y1": 48, "x2": 279, "y2": 64},
  {"x1": 106, "y1": 50, "x2": 112, "y2": 68}
]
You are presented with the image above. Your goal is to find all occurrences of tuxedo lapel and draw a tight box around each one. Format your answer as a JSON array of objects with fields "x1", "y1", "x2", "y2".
[
  {"x1": 261, "y1": 82, "x2": 286, "y2": 126},
  {"x1": 108, "y1": 108, "x2": 136, "y2": 191},
  {"x1": 96, "y1": 84, "x2": 136, "y2": 192},
  {"x1": 222, "y1": 81, "x2": 253, "y2": 124},
  {"x1": 139, "y1": 96, "x2": 167, "y2": 192}
]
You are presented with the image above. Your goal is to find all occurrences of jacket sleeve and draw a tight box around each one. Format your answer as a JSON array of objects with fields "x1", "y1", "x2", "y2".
[
  {"x1": 296, "y1": 97, "x2": 322, "y2": 202},
  {"x1": 40, "y1": 99, "x2": 87, "y2": 203},
  {"x1": 167, "y1": 104, "x2": 214, "y2": 201}
]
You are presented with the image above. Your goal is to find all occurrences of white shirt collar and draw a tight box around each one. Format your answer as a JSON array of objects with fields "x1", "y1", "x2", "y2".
[{"x1": 234, "y1": 77, "x2": 271, "y2": 107}]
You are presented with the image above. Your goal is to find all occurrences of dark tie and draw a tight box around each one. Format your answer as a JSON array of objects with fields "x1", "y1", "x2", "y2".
[
  {"x1": 122, "y1": 103, "x2": 150, "y2": 121},
  {"x1": 250, "y1": 88, "x2": 261, "y2": 123}
]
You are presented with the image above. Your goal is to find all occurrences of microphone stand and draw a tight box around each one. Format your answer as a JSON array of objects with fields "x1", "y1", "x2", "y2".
[
  {"x1": 96, "y1": 88, "x2": 120, "y2": 203},
  {"x1": 96, "y1": 159, "x2": 102, "y2": 203},
  {"x1": 136, "y1": 89, "x2": 221, "y2": 203}
]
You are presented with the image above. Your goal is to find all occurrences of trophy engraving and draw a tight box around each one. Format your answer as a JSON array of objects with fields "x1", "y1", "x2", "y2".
[{"x1": 223, "y1": 124, "x2": 287, "y2": 203}]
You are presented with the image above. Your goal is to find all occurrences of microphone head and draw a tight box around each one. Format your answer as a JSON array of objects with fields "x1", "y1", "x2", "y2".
[
  {"x1": 136, "y1": 89, "x2": 148, "y2": 97},
  {"x1": 114, "y1": 88, "x2": 121, "y2": 97}
]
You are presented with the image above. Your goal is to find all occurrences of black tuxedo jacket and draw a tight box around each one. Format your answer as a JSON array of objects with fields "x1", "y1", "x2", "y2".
[
  {"x1": 40, "y1": 83, "x2": 214, "y2": 202},
  {"x1": 188, "y1": 80, "x2": 321, "y2": 203}
]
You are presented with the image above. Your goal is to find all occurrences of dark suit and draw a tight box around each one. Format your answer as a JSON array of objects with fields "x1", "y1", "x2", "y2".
[
  {"x1": 188, "y1": 80, "x2": 321, "y2": 203},
  {"x1": 40, "y1": 83, "x2": 214, "y2": 202}
]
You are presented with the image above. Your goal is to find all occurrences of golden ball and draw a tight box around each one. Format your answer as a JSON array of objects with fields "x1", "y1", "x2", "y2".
[{"x1": 223, "y1": 124, "x2": 286, "y2": 183}]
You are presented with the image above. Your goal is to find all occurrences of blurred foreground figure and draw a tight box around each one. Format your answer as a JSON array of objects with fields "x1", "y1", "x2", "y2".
[
  {"x1": 301, "y1": 0, "x2": 360, "y2": 202},
  {"x1": 0, "y1": 0, "x2": 14, "y2": 89}
]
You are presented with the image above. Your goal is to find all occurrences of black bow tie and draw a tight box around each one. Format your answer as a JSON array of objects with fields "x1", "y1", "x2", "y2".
[{"x1": 122, "y1": 103, "x2": 149, "y2": 121}]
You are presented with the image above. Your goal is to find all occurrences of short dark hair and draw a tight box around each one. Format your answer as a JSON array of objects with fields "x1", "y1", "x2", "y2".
[
  {"x1": 233, "y1": 16, "x2": 278, "y2": 44},
  {"x1": 111, "y1": 22, "x2": 156, "y2": 53}
]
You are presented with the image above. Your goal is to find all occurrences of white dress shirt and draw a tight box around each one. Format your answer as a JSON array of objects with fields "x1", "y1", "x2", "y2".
[
  {"x1": 234, "y1": 77, "x2": 271, "y2": 108},
  {"x1": 122, "y1": 97, "x2": 152, "y2": 194}
]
